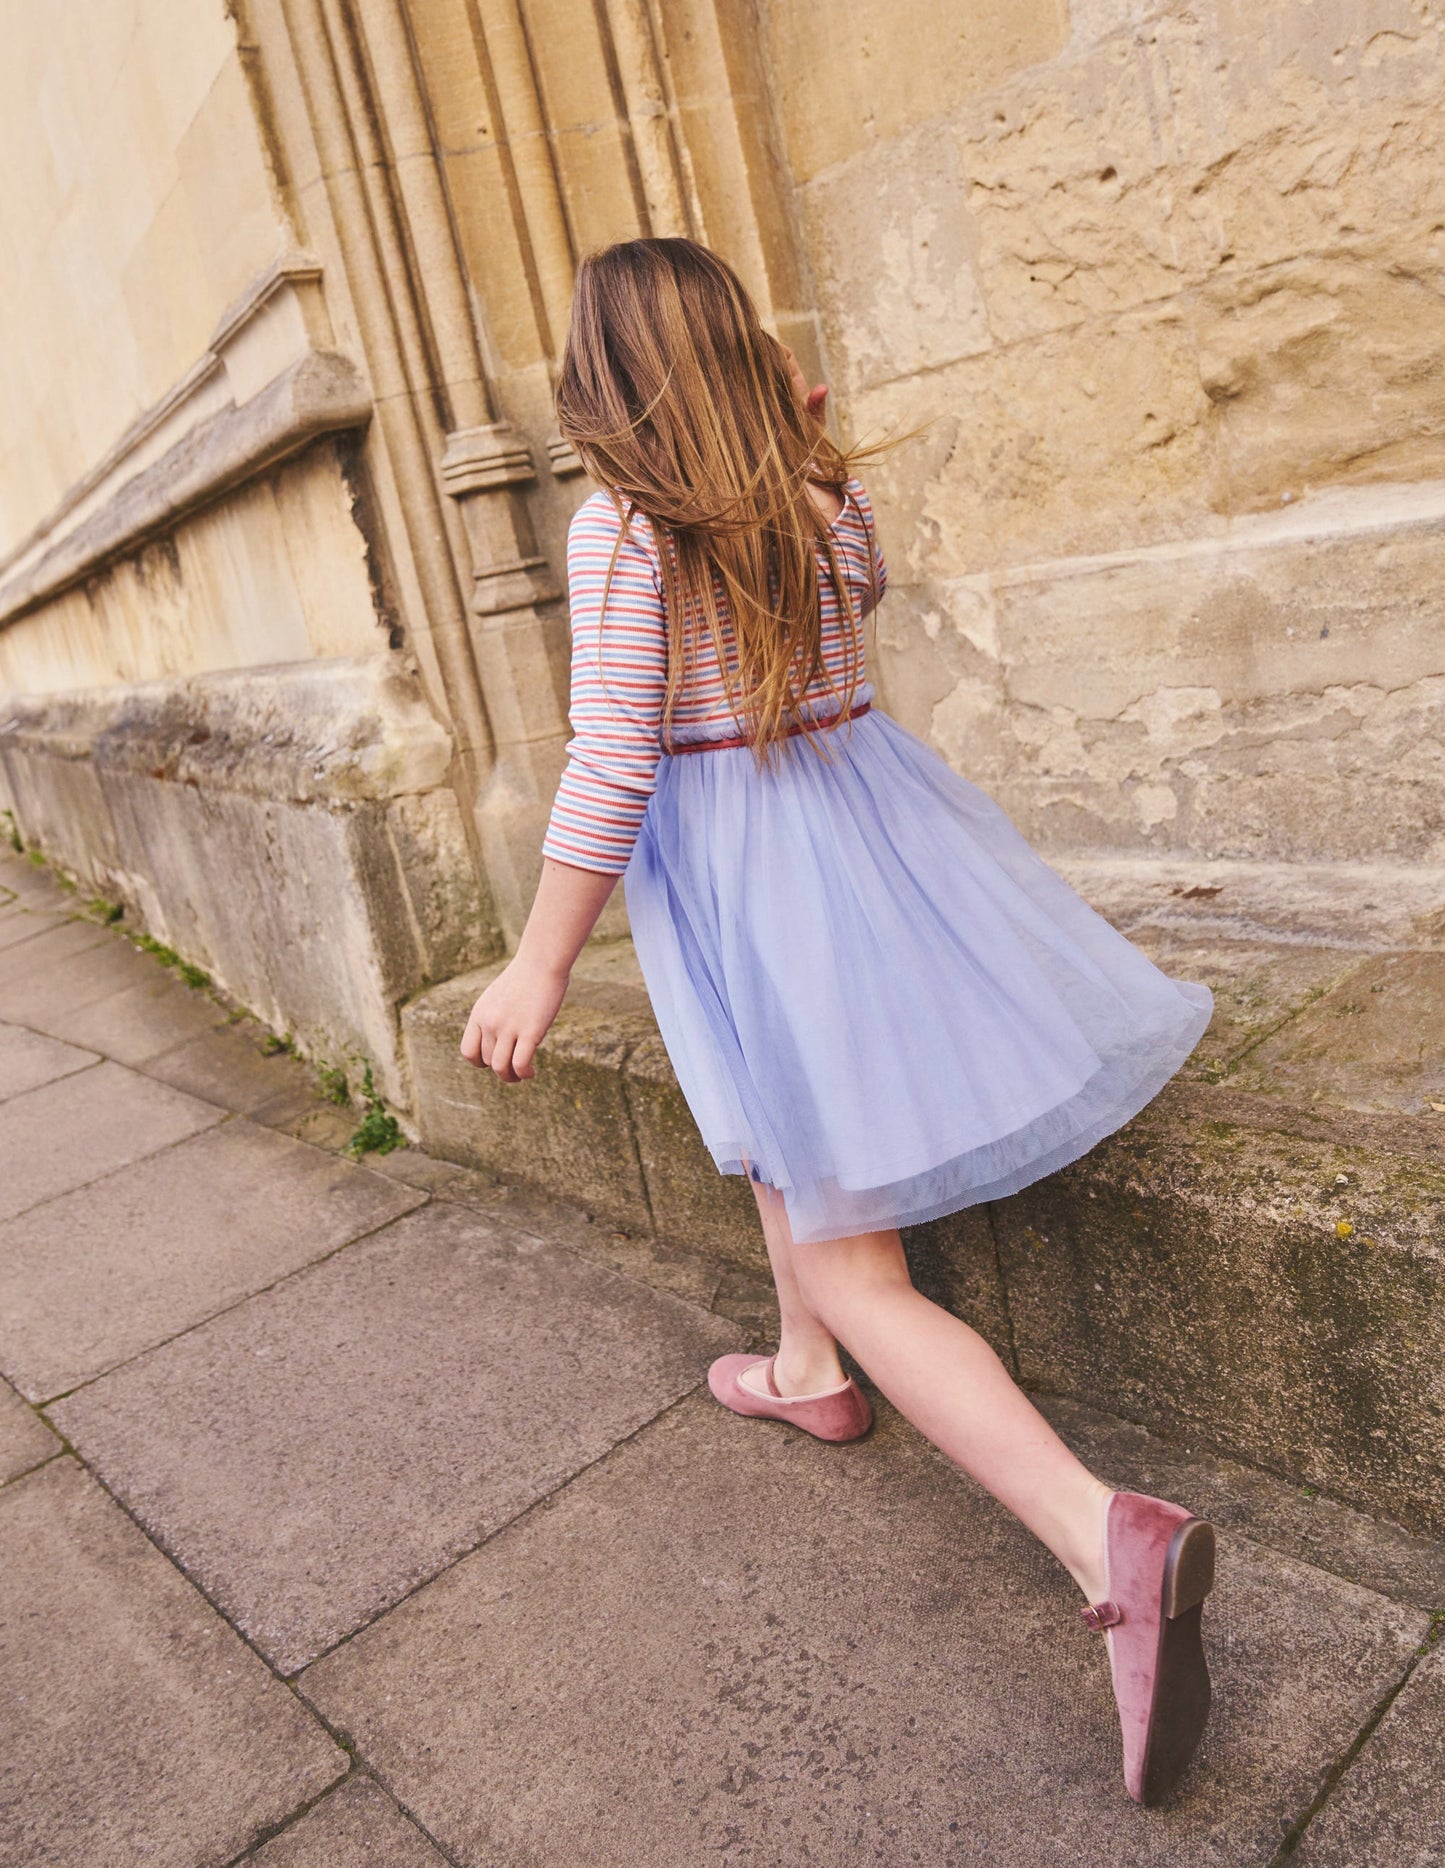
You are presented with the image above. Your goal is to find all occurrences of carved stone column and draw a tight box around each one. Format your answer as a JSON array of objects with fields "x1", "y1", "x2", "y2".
[{"x1": 440, "y1": 420, "x2": 572, "y2": 935}]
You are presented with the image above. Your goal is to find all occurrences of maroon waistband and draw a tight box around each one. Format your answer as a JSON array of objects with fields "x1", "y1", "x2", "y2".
[{"x1": 667, "y1": 699, "x2": 871, "y2": 756}]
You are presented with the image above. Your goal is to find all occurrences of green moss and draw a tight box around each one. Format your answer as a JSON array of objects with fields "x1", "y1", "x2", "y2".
[
  {"x1": 317, "y1": 1063, "x2": 350, "y2": 1106},
  {"x1": 86, "y1": 897, "x2": 124, "y2": 924},
  {"x1": 261, "y1": 1031, "x2": 296, "y2": 1057},
  {"x1": 132, "y1": 932, "x2": 182, "y2": 968},
  {"x1": 1, "y1": 809, "x2": 21, "y2": 853},
  {"x1": 127, "y1": 930, "x2": 210, "y2": 990},
  {"x1": 26, "y1": 848, "x2": 46, "y2": 867}
]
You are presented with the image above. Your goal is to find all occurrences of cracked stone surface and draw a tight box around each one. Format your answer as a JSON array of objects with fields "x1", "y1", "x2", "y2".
[
  {"x1": 0, "y1": 1060, "x2": 224, "y2": 1224},
  {"x1": 0, "y1": 1374, "x2": 60, "y2": 1484},
  {"x1": 300, "y1": 1393, "x2": 1429, "y2": 1867},
  {"x1": 0, "y1": 1019, "x2": 96, "y2": 1104},
  {"x1": 0, "y1": 1460, "x2": 345, "y2": 1868},
  {"x1": 0, "y1": 1119, "x2": 426, "y2": 1400},
  {"x1": 51, "y1": 1200, "x2": 744, "y2": 1671},
  {"x1": 246, "y1": 1778, "x2": 452, "y2": 1866},
  {"x1": 1293, "y1": 1639, "x2": 1445, "y2": 1866},
  {"x1": 0, "y1": 880, "x2": 1441, "y2": 1862}
]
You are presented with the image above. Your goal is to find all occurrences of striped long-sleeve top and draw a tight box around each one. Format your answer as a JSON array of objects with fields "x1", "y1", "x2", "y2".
[{"x1": 541, "y1": 474, "x2": 889, "y2": 874}]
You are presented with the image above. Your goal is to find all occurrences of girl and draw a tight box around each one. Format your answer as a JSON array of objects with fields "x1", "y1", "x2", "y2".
[{"x1": 460, "y1": 236, "x2": 1218, "y2": 1807}]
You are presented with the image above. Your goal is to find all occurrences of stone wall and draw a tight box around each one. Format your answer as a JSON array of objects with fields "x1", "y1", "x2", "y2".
[
  {"x1": 2, "y1": 0, "x2": 1441, "y2": 1119},
  {"x1": 764, "y1": 0, "x2": 1445, "y2": 860},
  {"x1": 0, "y1": 3, "x2": 500, "y2": 1104},
  {"x1": 0, "y1": 1, "x2": 287, "y2": 554}
]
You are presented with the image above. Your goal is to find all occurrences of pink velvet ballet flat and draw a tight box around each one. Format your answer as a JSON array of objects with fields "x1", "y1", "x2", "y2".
[
  {"x1": 707, "y1": 1353, "x2": 874, "y2": 1442},
  {"x1": 1081, "y1": 1489, "x2": 1217, "y2": 1805}
]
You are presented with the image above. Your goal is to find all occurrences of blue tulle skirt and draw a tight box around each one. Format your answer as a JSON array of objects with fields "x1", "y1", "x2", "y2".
[{"x1": 623, "y1": 701, "x2": 1213, "y2": 1246}]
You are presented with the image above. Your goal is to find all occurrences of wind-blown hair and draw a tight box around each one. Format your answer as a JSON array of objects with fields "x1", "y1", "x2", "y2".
[{"x1": 554, "y1": 237, "x2": 906, "y2": 762}]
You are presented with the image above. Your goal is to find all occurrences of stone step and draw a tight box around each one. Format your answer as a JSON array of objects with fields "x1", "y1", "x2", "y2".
[{"x1": 402, "y1": 857, "x2": 1445, "y2": 1537}]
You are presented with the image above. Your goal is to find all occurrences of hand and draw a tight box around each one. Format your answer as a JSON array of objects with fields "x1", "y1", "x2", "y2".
[
  {"x1": 459, "y1": 956, "x2": 569, "y2": 1084},
  {"x1": 780, "y1": 343, "x2": 828, "y2": 425}
]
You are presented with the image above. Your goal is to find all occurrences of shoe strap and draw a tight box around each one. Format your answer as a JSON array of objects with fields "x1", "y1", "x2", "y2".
[{"x1": 1081, "y1": 1599, "x2": 1123, "y2": 1631}]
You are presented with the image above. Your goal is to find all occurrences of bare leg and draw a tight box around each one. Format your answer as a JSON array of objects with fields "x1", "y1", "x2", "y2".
[
  {"x1": 738, "y1": 1173, "x2": 848, "y2": 1397},
  {"x1": 752, "y1": 1185, "x2": 1111, "y2": 1604}
]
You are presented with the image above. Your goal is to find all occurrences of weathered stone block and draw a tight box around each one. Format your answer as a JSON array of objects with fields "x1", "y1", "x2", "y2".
[
  {"x1": 622, "y1": 1031, "x2": 764, "y2": 1271},
  {"x1": 0, "y1": 656, "x2": 498, "y2": 1105},
  {"x1": 800, "y1": 118, "x2": 992, "y2": 398},
  {"x1": 904, "y1": 1207, "x2": 1017, "y2": 1369},
  {"x1": 403, "y1": 964, "x2": 652, "y2": 1232},
  {"x1": 1231, "y1": 949, "x2": 1445, "y2": 1115},
  {"x1": 908, "y1": 488, "x2": 1445, "y2": 863},
  {"x1": 992, "y1": 1093, "x2": 1445, "y2": 1534},
  {"x1": 764, "y1": 0, "x2": 1070, "y2": 183}
]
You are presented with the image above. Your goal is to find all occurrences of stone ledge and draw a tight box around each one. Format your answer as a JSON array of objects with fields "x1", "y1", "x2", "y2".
[
  {"x1": 0, "y1": 351, "x2": 372, "y2": 627},
  {"x1": 0, "y1": 661, "x2": 498, "y2": 1106},
  {"x1": 0, "y1": 655, "x2": 453, "y2": 804},
  {"x1": 403, "y1": 862, "x2": 1445, "y2": 1534}
]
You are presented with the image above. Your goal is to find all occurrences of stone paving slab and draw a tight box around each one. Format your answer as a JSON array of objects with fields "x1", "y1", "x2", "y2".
[
  {"x1": 0, "y1": 929, "x2": 175, "y2": 1030},
  {"x1": 0, "y1": 854, "x2": 75, "y2": 911},
  {"x1": 246, "y1": 1778, "x2": 453, "y2": 1866},
  {"x1": 1293, "y1": 1638, "x2": 1445, "y2": 1865},
  {"x1": 0, "y1": 1120, "x2": 426, "y2": 1400},
  {"x1": 0, "y1": 1019, "x2": 96, "y2": 1104},
  {"x1": 0, "y1": 907, "x2": 71, "y2": 953},
  {"x1": 38, "y1": 972, "x2": 235, "y2": 1067},
  {"x1": 0, "y1": 1459, "x2": 345, "y2": 1868},
  {"x1": 143, "y1": 1020, "x2": 328, "y2": 1119},
  {"x1": 0, "y1": 1059, "x2": 224, "y2": 1224},
  {"x1": 0, "y1": 914, "x2": 109, "y2": 983},
  {"x1": 0, "y1": 1374, "x2": 60, "y2": 1484},
  {"x1": 300, "y1": 1393, "x2": 1428, "y2": 1868},
  {"x1": 51, "y1": 1201, "x2": 745, "y2": 1672}
]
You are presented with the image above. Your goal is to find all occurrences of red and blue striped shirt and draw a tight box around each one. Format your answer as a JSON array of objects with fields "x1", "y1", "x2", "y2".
[{"x1": 542, "y1": 475, "x2": 888, "y2": 874}]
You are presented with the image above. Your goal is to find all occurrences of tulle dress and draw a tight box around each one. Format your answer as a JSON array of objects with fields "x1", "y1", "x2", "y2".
[{"x1": 542, "y1": 477, "x2": 1213, "y2": 1246}]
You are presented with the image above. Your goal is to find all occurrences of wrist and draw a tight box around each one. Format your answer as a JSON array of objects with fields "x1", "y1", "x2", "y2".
[{"x1": 511, "y1": 934, "x2": 573, "y2": 984}]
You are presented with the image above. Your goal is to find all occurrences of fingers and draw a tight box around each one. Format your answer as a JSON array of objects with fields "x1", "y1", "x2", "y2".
[
  {"x1": 459, "y1": 996, "x2": 543, "y2": 1084},
  {"x1": 490, "y1": 1030, "x2": 517, "y2": 1083},
  {"x1": 511, "y1": 1032, "x2": 538, "y2": 1081},
  {"x1": 459, "y1": 1010, "x2": 501, "y2": 1073},
  {"x1": 472, "y1": 1024, "x2": 537, "y2": 1084}
]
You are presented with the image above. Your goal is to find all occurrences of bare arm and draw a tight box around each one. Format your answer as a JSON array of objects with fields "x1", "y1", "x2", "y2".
[{"x1": 459, "y1": 859, "x2": 619, "y2": 1083}]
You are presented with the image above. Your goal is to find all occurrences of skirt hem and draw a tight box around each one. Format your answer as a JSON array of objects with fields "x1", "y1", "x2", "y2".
[{"x1": 704, "y1": 985, "x2": 1213, "y2": 1245}]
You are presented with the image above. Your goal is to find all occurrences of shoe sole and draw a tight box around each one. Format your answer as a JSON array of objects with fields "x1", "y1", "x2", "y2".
[
  {"x1": 729, "y1": 1391, "x2": 876, "y2": 1443},
  {"x1": 1138, "y1": 1516, "x2": 1216, "y2": 1805},
  {"x1": 711, "y1": 1372, "x2": 875, "y2": 1443}
]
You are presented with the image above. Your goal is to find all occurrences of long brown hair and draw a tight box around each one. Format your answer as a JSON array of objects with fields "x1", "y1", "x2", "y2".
[{"x1": 554, "y1": 237, "x2": 910, "y2": 762}]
